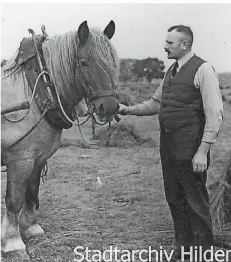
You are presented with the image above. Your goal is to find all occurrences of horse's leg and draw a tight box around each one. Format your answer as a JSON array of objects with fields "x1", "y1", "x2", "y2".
[
  {"x1": 1, "y1": 159, "x2": 34, "y2": 259},
  {"x1": 19, "y1": 163, "x2": 45, "y2": 241}
]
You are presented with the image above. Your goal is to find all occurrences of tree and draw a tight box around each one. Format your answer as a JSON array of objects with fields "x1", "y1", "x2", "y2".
[
  {"x1": 132, "y1": 57, "x2": 165, "y2": 82},
  {"x1": 119, "y1": 59, "x2": 136, "y2": 82}
]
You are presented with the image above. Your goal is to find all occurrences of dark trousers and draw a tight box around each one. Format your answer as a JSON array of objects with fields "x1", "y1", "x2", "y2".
[{"x1": 160, "y1": 129, "x2": 213, "y2": 253}]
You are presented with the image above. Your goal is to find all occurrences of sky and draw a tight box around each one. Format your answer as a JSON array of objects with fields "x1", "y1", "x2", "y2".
[{"x1": 1, "y1": 2, "x2": 231, "y2": 73}]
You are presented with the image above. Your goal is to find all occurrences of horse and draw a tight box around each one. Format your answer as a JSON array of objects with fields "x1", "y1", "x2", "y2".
[
  {"x1": 75, "y1": 92, "x2": 133, "y2": 140},
  {"x1": 1, "y1": 20, "x2": 120, "y2": 260},
  {"x1": 75, "y1": 98, "x2": 89, "y2": 117}
]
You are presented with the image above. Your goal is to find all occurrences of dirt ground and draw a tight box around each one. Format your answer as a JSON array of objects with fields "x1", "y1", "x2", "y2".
[{"x1": 1, "y1": 105, "x2": 231, "y2": 262}]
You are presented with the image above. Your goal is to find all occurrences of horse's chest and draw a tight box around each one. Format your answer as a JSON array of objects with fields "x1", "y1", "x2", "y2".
[
  {"x1": 1, "y1": 116, "x2": 62, "y2": 166},
  {"x1": 33, "y1": 124, "x2": 62, "y2": 163}
]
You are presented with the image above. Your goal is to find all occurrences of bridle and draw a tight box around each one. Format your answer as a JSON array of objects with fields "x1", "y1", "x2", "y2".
[
  {"x1": 52, "y1": 40, "x2": 120, "y2": 146},
  {"x1": 3, "y1": 27, "x2": 120, "y2": 149},
  {"x1": 75, "y1": 41, "x2": 118, "y2": 126}
]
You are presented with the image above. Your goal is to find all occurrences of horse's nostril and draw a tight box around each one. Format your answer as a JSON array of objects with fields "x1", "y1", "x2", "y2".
[{"x1": 99, "y1": 104, "x2": 104, "y2": 114}]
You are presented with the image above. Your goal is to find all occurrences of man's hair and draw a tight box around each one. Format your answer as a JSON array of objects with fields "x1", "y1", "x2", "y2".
[{"x1": 168, "y1": 25, "x2": 193, "y2": 47}]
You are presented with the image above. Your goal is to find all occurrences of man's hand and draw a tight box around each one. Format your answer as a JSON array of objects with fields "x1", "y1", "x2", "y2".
[
  {"x1": 192, "y1": 141, "x2": 211, "y2": 173},
  {"x1": 192, "y1": 151, "x2": 208, "y2": 173},
  {"x1": 118, "y1": 104, "x2": 131, "y2": 115}
]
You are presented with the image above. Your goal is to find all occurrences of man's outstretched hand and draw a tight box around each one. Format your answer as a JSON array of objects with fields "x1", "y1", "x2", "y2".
[{"x1": 118, "y1": 103, "x2": 130, "y2": 115}]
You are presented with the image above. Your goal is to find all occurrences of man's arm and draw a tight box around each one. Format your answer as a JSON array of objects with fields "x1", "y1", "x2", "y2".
[
  {"x1": 199, "y1": 63, "x2": 223, "y2": 144},
  {"x1": 118, "y1": 80, "x2": 163, "y2": 116},
  {"x1": 192, "y1": 62, "x2": 223, "y2": 172}
]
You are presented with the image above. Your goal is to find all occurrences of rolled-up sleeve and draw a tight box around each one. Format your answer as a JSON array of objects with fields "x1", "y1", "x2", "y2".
[
  {"x1": 195, "y1": 63, "x2": 223, "y2": 143},
  {"x1": 133, "y1": 79, "x2": 164, "y2": 115}
]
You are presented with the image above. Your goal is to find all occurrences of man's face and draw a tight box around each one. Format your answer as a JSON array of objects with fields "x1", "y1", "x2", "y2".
[{"x1": 164, "y1": 29, "x2": 187, "y2": 60}]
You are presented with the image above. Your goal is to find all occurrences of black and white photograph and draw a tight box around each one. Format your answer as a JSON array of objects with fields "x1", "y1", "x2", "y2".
[{"x1": 1, "y1": 2, "x2": 231, "y2": 262}]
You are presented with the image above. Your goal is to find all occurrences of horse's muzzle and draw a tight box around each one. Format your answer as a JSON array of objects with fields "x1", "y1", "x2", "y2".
[{"x1": 93, "y1": 96, "x2": 119, "y2": 122}]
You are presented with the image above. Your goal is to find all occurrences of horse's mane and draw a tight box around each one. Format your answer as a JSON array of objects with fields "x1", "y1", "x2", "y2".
[
  {"x1": 2, "y1": 28, "x2": 120, "y2": 102},
  {"x1": 1, "y1": 51, "x2": 21, "y2": 76},
  {"x1": 88, "y1": 28, "x2": 120, "y2": 83},
  {"x1": 42, "y1": 28, "x2": 120, "y2": 101}
]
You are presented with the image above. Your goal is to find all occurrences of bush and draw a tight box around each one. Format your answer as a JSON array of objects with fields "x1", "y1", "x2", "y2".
[
  {"x1": 119, "y1": 58, "x2": 165, "y2": 82},
  {"x1": 131, "y1": 57, "x2": 165, "y2": 82},
  {"x1": 119, "y1": 59, "x2": 136, "y2": 82}
]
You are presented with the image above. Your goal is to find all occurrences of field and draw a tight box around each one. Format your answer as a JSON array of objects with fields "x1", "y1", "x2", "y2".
[{"x1": 1, "y1": 73, "x2": 231, "y2": 261}]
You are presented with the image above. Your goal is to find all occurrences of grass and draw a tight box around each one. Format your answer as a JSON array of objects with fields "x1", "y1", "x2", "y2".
[
  {"x1": 1, "y1": 74, "x2": 231, "y2": 261},
  {"x1": 95, "y1": 117, "x2": 158, "y2": 148}
]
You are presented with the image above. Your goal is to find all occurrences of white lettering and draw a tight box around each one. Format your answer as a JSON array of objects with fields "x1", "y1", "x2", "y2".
[
  {"x1": 164, "y1": 249, "x2": 174, "y2": 262},
  {"x1": 181, "y1": 246, "x2": 193, "y2": 261},
  {"x1": 114, "y1": 247, "x2": 121, "y2": 262},
  {"x1": 121, "y1": 250, "x2": 131, "y2": 262},
  {"x1": 131, "y1": 249, "x2": 140, "y2": 261},
  {"x1": 138, "y1": 249, "x2": 148, "y2": 262},
  {"x1": 226, "y1": 249, "x2": 231, "y2": 262},
  {"x1": 215, "y1": 249, "x2": 225, "y2": 262},
  {"x1": 85, "y1": 247, "x2": 92, "y2": 262},
  {"x1": 102, "y1": 246, "x2": 113, "y2": 262},
  {"x1": 74, "y1": 246, "x2": 85, "y2": 262},
  {"x1": 91, "y1": 250, "x2": 101, "y2": 262},
  {"x1": 73, "y1": 245, "x2": 231, "y2": 262},
  {"x1": 203, "y1": 246, "x2": 214, "y2": 262},
  {"x1": 148, "y1": 246, "x2": 159, "y2": 261}
]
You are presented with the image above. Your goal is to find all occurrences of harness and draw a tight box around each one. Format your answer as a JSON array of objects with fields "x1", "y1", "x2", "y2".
[
  {"x1": 15, "y1": 30, "x2": 74, "y2": 129},
  {"x1": 3, "y1": 26, "x2": 120, "y2": 149}
]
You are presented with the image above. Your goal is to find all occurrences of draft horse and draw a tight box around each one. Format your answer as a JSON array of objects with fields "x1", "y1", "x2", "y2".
[{"x1": 1, "y1": 20, "x2": 120, "y2": 260}]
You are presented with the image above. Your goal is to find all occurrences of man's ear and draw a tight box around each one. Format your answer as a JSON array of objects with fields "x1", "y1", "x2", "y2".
[{"x1": 182, "y1": 40, "x2": 188, "y2": 49}]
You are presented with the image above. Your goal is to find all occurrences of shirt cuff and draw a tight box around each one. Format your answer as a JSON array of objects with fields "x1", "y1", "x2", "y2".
[
  {"x1": 129, "y1": 105, "x2": 140, "y2": 115},
  {"x1": 201, "y1": 131, "x2": 218, "y2": 144}
]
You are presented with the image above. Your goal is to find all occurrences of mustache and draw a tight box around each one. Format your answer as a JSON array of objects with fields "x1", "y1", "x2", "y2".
[{"x1": 165, "y1": 49, "x2": 171, "y2": 53}]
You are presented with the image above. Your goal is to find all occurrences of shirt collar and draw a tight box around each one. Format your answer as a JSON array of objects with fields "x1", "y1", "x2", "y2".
[{"x1": 177, "y1": 51, "x2": 194, "y2": 69}]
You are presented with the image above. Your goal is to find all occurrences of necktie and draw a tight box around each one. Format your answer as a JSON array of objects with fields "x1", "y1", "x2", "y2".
[{"x1": 171, "y1": 62, "x2": 178, "y2": 77}]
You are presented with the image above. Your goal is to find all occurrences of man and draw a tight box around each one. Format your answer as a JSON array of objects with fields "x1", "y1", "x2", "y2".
[{"x1": 119, "y1": 25, "x2": 223, "y2": 261}]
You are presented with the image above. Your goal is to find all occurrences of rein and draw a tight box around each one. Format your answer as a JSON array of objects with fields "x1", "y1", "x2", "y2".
[
  {"x1": 75, "y1": 46, "x2": 117, "y2": 104},
  {"x1": 74, "y1": 42, "x2": 118, "y2": 126},
  {"x1": 2, "y1": 26, "x2": 118, "y2": 148},
  {"x1": 2, "y1": 71, "x2": 51, "y2": 150},
  {"x1": 3, "y1": 109, "x2": 48, "y2": 149},
  {"x1": 2, "y1": 71, "x2": 49, "y2": 123},
  {"x1": 49, "y1": 40, "x2": 117, "y2": 146}
]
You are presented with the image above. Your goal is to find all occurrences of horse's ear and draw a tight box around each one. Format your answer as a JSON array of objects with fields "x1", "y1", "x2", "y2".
[
  {"x1": 103, "y1": 20, "x2": 115, "y2": 40},
  {"x1": 78, "y1": 21, "x2": 89, "y2": 46}
]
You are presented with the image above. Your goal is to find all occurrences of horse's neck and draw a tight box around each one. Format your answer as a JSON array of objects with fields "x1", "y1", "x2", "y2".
[{"x1": 43, "y1": 37, "x2": 84, "y2": 109}]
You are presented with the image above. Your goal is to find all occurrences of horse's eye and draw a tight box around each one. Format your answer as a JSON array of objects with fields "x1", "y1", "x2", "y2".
[{"x1": 80, "y1": 60, "x2": 89, "y2": 67}]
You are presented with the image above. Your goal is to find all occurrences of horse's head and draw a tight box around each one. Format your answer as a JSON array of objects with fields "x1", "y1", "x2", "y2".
[{"x1": 76, "y1": 20, "x2": 120, "y2": 122}]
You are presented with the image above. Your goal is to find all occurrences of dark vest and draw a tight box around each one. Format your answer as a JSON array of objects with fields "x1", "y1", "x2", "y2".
[
  {"x1": 159, "y1": 55, "x2": 207, "y2": 160},
  {"x1": 159, "y1": 55, "x2": 206, "y2": 131}
]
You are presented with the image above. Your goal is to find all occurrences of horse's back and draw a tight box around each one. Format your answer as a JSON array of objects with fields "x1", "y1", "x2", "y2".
[
  {"x1": 2, "y1": 66, "x2": 31, "y2": 119},
  {"x1": 1, "y1": 65, "x2": 62, "y2": 163}
]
